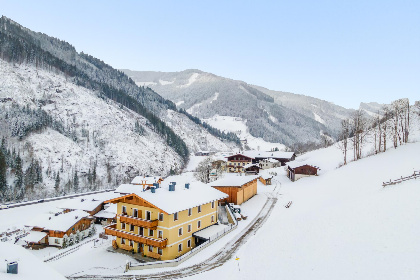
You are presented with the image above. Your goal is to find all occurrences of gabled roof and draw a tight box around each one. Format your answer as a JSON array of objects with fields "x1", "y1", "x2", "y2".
[
  {"x1": 209, "y1": 175, "x2": 259, "y2": 187},
  {"x1": 226, "y1": 154, "x2": 253, "y2": 160},
  {"x1": 110, "y1": 179, "x2": 228, "y2": 215},
  {"x1": 26, "y1": 210, "x2": 90, "y2": 232},
  {"x1": 287, "y1": 161, "x2": 320, "y2": 170}
]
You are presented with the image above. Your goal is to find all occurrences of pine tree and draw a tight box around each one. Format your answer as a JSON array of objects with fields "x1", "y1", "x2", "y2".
[
  {"x1": 14, "y1": 153, "x2": 23, "y2": 189},
  {"x1": 73, "y1": 170, "x2": 79, "y2": 193},
  {"x1": 0, "y1": 149, "x2": 7, "y2": 199},
  {"x1": 55, "y1": 172, "x2": 60, "y2": 192}
]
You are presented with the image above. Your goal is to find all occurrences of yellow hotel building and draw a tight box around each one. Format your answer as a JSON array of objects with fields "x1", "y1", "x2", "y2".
[{"x1": 104, "y1": 180, "x2": 228, "y2": 260}]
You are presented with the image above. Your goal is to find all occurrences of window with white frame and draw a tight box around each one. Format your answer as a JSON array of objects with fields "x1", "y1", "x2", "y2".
[
  {"x1": 122, "y1": 206, "x2": 127, "y2": 214},
  {"x1": 121, "y1": 238, "x2": 125, "y2": 244},
  {"x1": 188, "y1": 208, "x2": 192, "y2": 216},
  {"x1": 121, "y1": 223, "x2": 126, "y2": 230},
  {"x1": 158, "y1": 230, "x2": 163, "y2": 239},
  {"x1": 174, "y1": 212, "x2": 178, "y2": 221},
  {"x1": 178, "y1": 227, "x2": 183, "y2": 236},
  {"x1": 197, "y1": 220, "x2": 201, "y2": 228},
  {"x1": 159, "y1": 213, "x2": 164, "y2": 221},
  {"x1": 211, "y1": 201, "x2": 215, "y2": 208},
  {"x1": 198, "y1": 205, "x2": 202, "y2": 213},
  {"x1": 178, "y1": 243, "x2": 182, "y2": 252},
  {"x1": 188, "y1": 224, "x2": 192, "y2": 232},
  {"x1": 158, "y1": 248, "x2": 163, "y2": 255},
  {"x1": 149, "y1": 245, "x2": 153, "y2": 252},
  {"x1": 55, "y1": 238, "x2": 60, "y2": 244},
  {"x1": 211, "y1": 215, "x2": 214, "y2": 223},
  {"x1": 149, "y1": 229, "x2": 154, "y2": 237},
  {"x1": 133, "y1": 208, "x2": 138, "y2": 218},
  {"x1": 130, "y1": 224, "x2": 135, "y2": 231},
  {"x1": 146, "y1": 211, "x2": 151, "y2": 220}
]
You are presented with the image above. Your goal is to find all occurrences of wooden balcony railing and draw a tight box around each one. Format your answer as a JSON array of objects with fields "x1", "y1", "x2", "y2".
[
  {"x1": 104, "y1": 224, "x2": 167, "y2": 248},
  {"x1": 119, "y1": 215, "x2": 158, "y2": 230}
]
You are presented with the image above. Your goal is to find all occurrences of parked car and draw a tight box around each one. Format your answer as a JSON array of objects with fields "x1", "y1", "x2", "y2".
[
  {"x1": 0, "y1": 205, "x2": 9, "y2": 210},
  {"x1": 38, "y1": 199, "x2": 45, "y2": 203}
]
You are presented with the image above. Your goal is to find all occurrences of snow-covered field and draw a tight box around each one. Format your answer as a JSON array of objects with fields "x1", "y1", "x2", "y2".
[{"x1": 203, "y1": 115, "x2": 287, "y2": 151}]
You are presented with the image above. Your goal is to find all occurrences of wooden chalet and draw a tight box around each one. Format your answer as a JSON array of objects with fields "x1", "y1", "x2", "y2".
[
  {"x1": 209, "y1": 176, "x2": 259, "y2": 205},
  {"x1": 287, "y1": 163, "x2": 320, "y2": 182},
  {"x1": 26, "y1": 210, "x2": 94, "y2": 247},
  {"x1": 59, "y1": 198, "x2": 104, "y2": 216}
]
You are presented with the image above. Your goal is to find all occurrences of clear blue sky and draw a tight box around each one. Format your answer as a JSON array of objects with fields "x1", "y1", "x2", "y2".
[{"x1": 1, "y1": 0, "x2": 419, "y2": 109}]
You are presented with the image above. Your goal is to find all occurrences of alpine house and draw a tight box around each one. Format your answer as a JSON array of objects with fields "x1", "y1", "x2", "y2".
[{"x1": 104, "y1": 178, "x2": 228, "y2": 260}]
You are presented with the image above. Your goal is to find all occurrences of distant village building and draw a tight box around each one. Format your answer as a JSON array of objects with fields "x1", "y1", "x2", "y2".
[
  {"x1": 259, "y1": 158, "x2": 281, "y2": 169},
  {"x1": 243, "y1": 151, "x2": 296, "y2": 166},
  {"x1": 104, "y1": 180, "x2": 228, "y2": 260},
  {"x1": 287, "y1": 163, "x2": 320, "y2": 182},
  {"x1": 209, "y1": 176, "x2": 258, "y2": 205},
  {"x1": 226, "y1": 154, "x2": 253, "y2": 173},
  {"x1": 211, "y1": 159, "x2": 227, "y2": 171},
  {"x1": 244, "y1": 163, "x2": 260, "y2": 175}
]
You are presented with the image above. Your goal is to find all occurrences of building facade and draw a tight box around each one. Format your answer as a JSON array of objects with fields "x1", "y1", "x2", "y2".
[
  {"x1": 104, "y1": 182, "x2": 227, "y2": 260},
  {"x1": 226, "y1": 154, "x2": 253, "y2": 173}
]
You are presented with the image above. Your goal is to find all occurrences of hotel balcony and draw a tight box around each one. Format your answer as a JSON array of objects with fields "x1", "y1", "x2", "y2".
[
  {"x1": 104, "y1": 224, "x2": 167, "y2": 248},
  {"x1": 119, "y1": 214, "x2": 158, "y2": 230}
]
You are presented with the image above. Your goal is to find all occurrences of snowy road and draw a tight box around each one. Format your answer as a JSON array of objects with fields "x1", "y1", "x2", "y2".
[{"x1": 68, "y1": 189, "x2": 280, "y2": 280}]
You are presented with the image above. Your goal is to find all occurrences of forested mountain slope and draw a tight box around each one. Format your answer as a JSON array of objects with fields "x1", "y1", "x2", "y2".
[
  {"x1": 0, "y1": 16, "x2": 234, "y2": 202},
  {"x1": 122, "y1": 69, "x2": 349, "y2": 146}
]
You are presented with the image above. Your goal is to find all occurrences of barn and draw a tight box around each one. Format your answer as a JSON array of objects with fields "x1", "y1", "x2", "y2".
[{"x1": 209, "y1": 176, "x2": 259, "y2": 205}]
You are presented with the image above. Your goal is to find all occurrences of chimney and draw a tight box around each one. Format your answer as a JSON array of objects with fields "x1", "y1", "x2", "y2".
[
  {"x1": 185, "y1": 183, "x2": 190, "y2": 189},
  {"x1": 153, "y1": 183, "x2": 159, "y2": 189},
  {"x1": 151, "y1": 187, "x2": 156, "y2": 193}
]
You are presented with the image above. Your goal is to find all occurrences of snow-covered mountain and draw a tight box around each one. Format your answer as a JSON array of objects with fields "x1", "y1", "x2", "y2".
[
  {"x1": 122, "y1": 69, "x2": 355, "y2": 146},
  {"x1": 0, "y1": 16, "x2": 235, "y2": 202}
]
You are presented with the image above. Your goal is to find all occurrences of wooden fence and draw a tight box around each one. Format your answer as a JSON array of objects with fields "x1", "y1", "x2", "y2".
[{"x1": 383, "y1": 171, "x2": 420, "y2": 187}]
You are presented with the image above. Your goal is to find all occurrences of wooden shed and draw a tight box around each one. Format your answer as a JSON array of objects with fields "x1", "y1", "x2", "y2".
[
  {"x1": 209, "y1": 176, "x2": 258, "y2": 205},
  {"x1": 287, "y1": 163, "x2": 319, "y2": 182}
]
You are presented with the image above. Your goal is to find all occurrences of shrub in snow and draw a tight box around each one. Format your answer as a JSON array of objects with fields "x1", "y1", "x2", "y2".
[
  {"x1": 62, "y1": 234, "x2": 68, "y2": 248},
  {"x1": 75, "y1": 230, "x2": 81, "y2": 243}
]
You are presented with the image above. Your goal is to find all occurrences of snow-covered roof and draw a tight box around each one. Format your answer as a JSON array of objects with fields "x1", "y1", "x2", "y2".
[
  {"x1": 112, "y1": 178, "x2": 228, "y2": 214},
  {"x1": 287, "y1": 161, "x2": 320, "y2": 169},
  {"x1": 263, "y1": 158, "x2": 280, "y2": 163},
  {"x1": 94, "y1": 210, "x2": 116, "y2": 219},
  {"x1": 58, "y1": 198, "x2": 103, "y2": 212},
  {"x1": 244, "y1": 163, "x2": 259, "y2": 169},
  {"x1": 243, "y1": 150, "x2": 295, "y2": 159},
  {"x1": 26, "y1": 210, "x2": 90, "y2": 232},
  {"x1": 131, "y1": 176, "x2": 162, "y2": 185},
  {"x1": 22, "y1": 231, "x2": 47, "y2": 243},
  {"x1": 209, "y1": 175, "x2": 259, "y2": 187},
  {"x1": 261, "y1": 174, "x2": 273, "y2": 180},
  {"x1": 94, "y1": 203, "x2": 117, "y2": 219}
]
